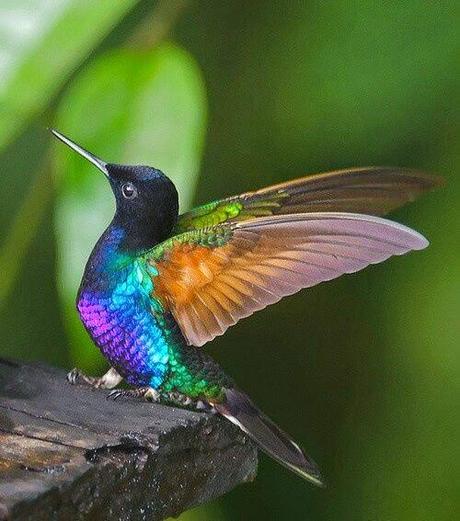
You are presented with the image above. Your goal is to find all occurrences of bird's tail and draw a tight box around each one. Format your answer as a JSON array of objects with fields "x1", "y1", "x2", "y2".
[{"x1": 213, "y1": 387, "x2": 325, "y2": 487}]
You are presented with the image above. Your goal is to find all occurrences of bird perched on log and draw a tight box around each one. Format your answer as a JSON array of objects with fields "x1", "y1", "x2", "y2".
[{"x1": 51, "y1": 129, "x2": 440, "y2": 486}]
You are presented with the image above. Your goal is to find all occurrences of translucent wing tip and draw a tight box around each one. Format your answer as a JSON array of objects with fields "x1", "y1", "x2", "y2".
[{"x1": 239, "y1": 212, "x2": 430, "y2": 252}]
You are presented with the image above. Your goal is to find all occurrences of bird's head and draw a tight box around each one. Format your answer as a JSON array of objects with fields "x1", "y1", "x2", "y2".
[{"x1": 51, "y1": 129, "x2": 179, "y2": 252}]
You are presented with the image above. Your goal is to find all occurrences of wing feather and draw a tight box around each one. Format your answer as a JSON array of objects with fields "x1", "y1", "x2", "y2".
[
  {"x1": 148, "y1": 212, "x2": 428, "y2": 347},
  {"x1": 176, "y1": 167, "x2": 441, "y2": 233}
]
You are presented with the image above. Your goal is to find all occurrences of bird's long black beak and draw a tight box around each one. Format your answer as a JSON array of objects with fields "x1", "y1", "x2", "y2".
[{"x1": 50, "y1": 129, "x2": 109, "y2": 177}]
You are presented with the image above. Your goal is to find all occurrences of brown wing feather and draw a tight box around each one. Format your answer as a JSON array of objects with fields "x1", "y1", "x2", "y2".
[
  {"x1": 176, "y1": 167, "x2": 442, "y2": 233},
  {"x1": 237, "y1": 167, "x2": 441, "y2": 216}
]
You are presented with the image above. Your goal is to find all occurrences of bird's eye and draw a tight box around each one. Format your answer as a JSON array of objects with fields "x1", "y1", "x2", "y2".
[{"x1": 121, "y1": 182, "x2": 138, "y2": 200}]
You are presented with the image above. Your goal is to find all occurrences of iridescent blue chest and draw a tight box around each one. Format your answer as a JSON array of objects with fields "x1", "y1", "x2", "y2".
[{"x1": 77, "y1": 229, "x2": 173, "y2": 388}]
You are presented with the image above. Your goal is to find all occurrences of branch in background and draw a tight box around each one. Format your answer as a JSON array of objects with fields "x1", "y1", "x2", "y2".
[{"x1": 0, "y1": 359, "x2": 257, "y2": 519}]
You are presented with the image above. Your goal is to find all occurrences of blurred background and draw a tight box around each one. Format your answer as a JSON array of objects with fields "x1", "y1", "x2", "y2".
[{"x1": 0, "y1": 1, "x2": 458, "y2": 519}]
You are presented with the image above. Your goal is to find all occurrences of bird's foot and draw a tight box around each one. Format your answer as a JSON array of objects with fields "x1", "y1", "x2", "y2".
[
  {"x1": 107, "y1": 387, "x2": 160, "y2": 402},
  {"x1": 67, "y1": 367, "x2": 122, "y2": 390},
  {"x1": 163, "y1": 391, "x2": 213, "y2": 412},
  {"x1": 106, "y1": 386, "x2": 212, "y2": 411}
]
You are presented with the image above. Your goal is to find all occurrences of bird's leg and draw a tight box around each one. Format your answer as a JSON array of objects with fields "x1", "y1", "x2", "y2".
[
  {"x1": 107, "y1": 387, "x2": 160, "y2": 402},
  {"x1": 67, "y1": 367, "x2": 122, "y2": 390}
]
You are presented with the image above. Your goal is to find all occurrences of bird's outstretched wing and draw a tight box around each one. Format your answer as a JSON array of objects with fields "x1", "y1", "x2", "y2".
[
  {"x1": 144, "y1": 212, "x2": 428, "y2": 347},
  {"x1": 175, "y1": 167, "x2": 440, "y2": 234}
]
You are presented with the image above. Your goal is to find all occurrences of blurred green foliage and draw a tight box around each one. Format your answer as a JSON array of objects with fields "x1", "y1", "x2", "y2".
[
  {"x1": 0, "y1": 1, "x2": 458, "y2": 520},
  {"x1": 0, "y1": 0, "x2": 137, "y2": 149}
]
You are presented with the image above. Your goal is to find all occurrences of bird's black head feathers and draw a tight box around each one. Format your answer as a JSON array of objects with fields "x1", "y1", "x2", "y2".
[
  {"x1": 106, "y1": 163, "x2": 179, "y2": 252},
  {"x1": 50, "y1": 129, "x2": 179, "y2": 253}
]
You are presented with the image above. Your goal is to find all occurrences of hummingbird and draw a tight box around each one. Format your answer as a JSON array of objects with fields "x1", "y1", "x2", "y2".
[{"x1": 51, "y1": 128, "x2": 439, "y2": 486}]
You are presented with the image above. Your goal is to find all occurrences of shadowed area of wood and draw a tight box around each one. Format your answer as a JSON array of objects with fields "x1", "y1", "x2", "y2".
[{"x1": 0, "y1": 359, "x2": 257, "y2": 521}]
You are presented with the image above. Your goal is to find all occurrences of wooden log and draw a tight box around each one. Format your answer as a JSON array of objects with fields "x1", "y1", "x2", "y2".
[{"x1": 0, "y1": 358, "x2": 257, "y2": 520}]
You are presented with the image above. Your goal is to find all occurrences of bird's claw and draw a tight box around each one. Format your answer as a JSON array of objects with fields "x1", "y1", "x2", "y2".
[
  {"x1": 107, "y1": 389, "x2": 125, "y2": 401},
  {"x1": 107, "y1": 387, "x2": 160, "y2": 402},
  {"x1": 67, "y1": 367, "x2": 102, "y2": 388},
  {"x1": 67, "y1": 367, "x2": 122, "y2": 390},
  {"x1": 67, "y1": 367, "x2": 84, "y2": 385}
]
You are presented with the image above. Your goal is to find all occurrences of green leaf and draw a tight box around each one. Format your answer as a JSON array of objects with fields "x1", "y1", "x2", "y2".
[
  {"x1": 0, "y1": 0, "x2": 137, "y2": 150},
  {"x1": 53, "y1": 43, "x2": 207, "y2": 370}
]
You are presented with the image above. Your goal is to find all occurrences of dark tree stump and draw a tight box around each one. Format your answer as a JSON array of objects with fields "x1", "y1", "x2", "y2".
[{"x1": 0, "y1": 359, "x2": 257, "y2": 520}]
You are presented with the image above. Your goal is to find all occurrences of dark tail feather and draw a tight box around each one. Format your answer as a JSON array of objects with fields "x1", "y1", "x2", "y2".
[{"x1": 213, "y1": 388, "x2": 325, "y2": 487}]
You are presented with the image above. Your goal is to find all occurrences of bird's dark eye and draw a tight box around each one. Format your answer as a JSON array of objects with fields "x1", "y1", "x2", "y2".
[{"x1": 121, "y1": 182, "x2": 138, "y2": 200}]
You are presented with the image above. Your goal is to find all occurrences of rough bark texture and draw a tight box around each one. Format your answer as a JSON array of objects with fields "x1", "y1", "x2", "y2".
[{"x1": 0, "y1": 358, "x2": 257, "y2": 520}]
